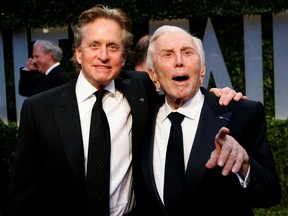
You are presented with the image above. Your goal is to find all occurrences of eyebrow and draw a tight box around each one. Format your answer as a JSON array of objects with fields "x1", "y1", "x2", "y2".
[{"x1": 160, "y1": 48, "x2": 173, "y2": 52}]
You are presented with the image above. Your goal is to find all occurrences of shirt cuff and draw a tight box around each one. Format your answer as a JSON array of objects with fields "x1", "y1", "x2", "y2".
[
  {"x1": 236, "y1": 165, "x2": 250, "y2": 188},
  {"x1": 22, "y1": 67, "x2": 30, "y2": 71}
]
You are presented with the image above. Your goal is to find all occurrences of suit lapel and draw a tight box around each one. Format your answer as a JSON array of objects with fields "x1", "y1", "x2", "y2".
[
  {"x1": 142, "y1": 104, "x2": 162, "y2": 197},
  {"x1": 53, "y1": 77, "x2": 85, "y2": 184},
  {"x1": 184, "y1": 88, "x2": 232, "y2": 195}
]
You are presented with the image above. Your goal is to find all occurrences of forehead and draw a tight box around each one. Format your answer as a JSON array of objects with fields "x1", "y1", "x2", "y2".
[
  {"x1": 83, "y1": 18, "x2": 123, "y2": 43},
  {"x1": 155, "y1": 31, "x2": 194, "y2": 50}
]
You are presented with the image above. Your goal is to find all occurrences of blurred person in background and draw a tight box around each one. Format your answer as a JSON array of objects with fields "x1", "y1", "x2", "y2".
[
  {"x1": 133, "y1": 34, "x2": 151, "y2": 72},
  {"x1": 18, "y1": 39, "x2": 71, "y2": 97}
]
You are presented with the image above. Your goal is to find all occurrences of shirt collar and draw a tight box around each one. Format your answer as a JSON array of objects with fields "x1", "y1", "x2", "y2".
[
  {"x1": 45, "y1": 62, "x2": 60, "y2": 75},
  {"x1": 76, "y1": 70, "x2": 116, "y2": 103},
  {"x1": 159, "y1": 89, "x2": 204, "y2": 122}
]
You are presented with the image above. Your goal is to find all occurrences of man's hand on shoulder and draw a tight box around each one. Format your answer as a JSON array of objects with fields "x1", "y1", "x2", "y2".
[{"x1": 210, "y1": 87, "x2": 248, "y2": 106}]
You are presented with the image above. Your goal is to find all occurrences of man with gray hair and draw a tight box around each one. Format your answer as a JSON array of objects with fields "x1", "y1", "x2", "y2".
[
  {"x1": 134, "y1": 25, "x2": 281, "y2": 216},
  {"x1": 18, "y1": 39, "x2": 71, "y2": 97}
]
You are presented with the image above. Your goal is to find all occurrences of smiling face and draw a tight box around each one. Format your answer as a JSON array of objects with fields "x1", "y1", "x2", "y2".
[
  {"x1": 76, "y1": 18, "x2": 126, "y2": 89},
  {"x1": 149, "y1": 30, "x2": 206, "y2": 109}
]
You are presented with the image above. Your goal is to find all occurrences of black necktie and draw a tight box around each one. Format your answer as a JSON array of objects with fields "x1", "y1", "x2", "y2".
[
  {"x1": 86, "y1": 90, "x2": 110, "y2": 216},
  {"x1": 164, "y1": 112, "x2": 185, "y2": 216}
]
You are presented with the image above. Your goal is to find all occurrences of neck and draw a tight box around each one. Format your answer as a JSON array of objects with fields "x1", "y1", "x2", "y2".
[{"x1": 167, "y1": 97, "x2": 185, "y2": 110}]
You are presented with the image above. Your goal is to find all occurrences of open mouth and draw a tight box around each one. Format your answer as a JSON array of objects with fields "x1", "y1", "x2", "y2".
[{"x1": 172, "y1": 76, "x2": 189, "y2": 81}]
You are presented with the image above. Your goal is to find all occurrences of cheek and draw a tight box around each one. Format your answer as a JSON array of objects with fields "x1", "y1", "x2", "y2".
[
  {"x1": 109, "y1": 52, "x2": 124, "y2": 65},
  {"x1": 157, "y1": 74, "x2": 170, "y2": 90}
]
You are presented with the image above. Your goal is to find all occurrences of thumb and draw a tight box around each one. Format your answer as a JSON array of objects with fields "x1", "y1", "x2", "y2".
[{"x1": 205, "y1": 150, "x2": 218, "y2": 169}]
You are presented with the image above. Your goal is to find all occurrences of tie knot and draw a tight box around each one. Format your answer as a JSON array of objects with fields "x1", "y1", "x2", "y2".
[
  {"x1": 168, "y1": 112, "x2": 185, "y2": 124},
  {"x1": 94, "y1": 90, "x2": 107, "y2": 100}
]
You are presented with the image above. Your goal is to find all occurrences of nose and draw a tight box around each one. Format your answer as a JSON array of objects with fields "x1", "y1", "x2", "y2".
[
  {"x1": 174, "y1": 52, "x2": 184, "y2": 67},
  {"x1": 97, "y1": 47, "x2": 109, "y2": 61}
]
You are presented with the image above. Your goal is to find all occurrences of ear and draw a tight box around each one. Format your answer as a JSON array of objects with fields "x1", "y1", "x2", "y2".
[
  {"x1": 148, "y1": 69, "x2": 160, "y2": 89},
  {"x1": 122, "y1": 57, "x2": 126, "y2": 67},
  {"x1": 200, "y1": 64, "x2": 206, "y2": 84},
  {"x1": 47, "y1": 52, "x2": 53, "y2": 60},
  {"x1": 75, "y1": 47, "x2": 82, "y2": 65}
]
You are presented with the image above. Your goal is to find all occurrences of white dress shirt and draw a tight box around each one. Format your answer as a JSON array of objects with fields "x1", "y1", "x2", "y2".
[
  {"x1": 153, "y1": 89, "x2": 204, "y2": 202},
  {"x1": 76, "y1": 71, "x2": 134, "y2": 215}
]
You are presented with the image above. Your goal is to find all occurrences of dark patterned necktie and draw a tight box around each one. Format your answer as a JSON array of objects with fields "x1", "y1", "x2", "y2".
[
  {"x1": 86, "y1": 90, "x2": 110, "y2": 216},
  {"x1": 164, "y1": 112, "x2": 185, "y2": 216}
]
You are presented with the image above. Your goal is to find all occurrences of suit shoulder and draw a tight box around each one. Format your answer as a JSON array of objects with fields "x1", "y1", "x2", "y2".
[
  {"x1": 51, "y1": 65, "x2": 71, "y2": 79},
  {"x1": 120, "y1": 70, "x2": 153, "y2": 86},
  {"x1": 27, "y1": 81, "x2": 69, "y2": 104},
  {"x1": 120, "y1": 69, "x2": 149, "y2": 78},
  {"x1": 232, "y1": 98, "x2": 264, "y2": 111},
  {"x1": 202, "y1": 87, "x2": 264, "y2": 116}
]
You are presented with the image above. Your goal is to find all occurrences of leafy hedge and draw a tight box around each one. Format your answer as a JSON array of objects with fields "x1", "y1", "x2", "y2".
[
  {"x1": 1, "y1": 0, "x2": 288, "y2": 29},
  {"x1": 253, "y1": 118, "x2": 288, "y2": 215},
  {"x1": 0, "y1": 120, "x2": 17, "y2": 215}
]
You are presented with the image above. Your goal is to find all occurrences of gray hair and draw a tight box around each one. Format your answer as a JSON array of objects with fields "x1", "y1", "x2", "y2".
[
  {"x1": 33, "y1": 40, "x2": 63, "y2": 62},
  {"x1": 146, "y1": 25, "x2": 205, "y2": 71}
]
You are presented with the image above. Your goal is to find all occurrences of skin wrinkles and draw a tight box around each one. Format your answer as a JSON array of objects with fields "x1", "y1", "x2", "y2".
[
  {"x1": 76, "y1": 18, "x2": 126, "y2": 90},
  {"x1": 149, "y1": 31, "x2": 205, "y2": 110}
]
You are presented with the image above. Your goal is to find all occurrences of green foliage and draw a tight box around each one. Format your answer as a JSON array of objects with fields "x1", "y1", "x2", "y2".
[
  {"x1": 254, "y1": 118, "x2": 288, "y2": 215},
  {"x1": 211, "y1": 16, "x2": 245, "y2": 93},
  {"x1": 0, "y1": 120, "x2": 17, "y2": 174},
  {"x1": 1, "y1": 0, "x2": 288, "y2": 29}
]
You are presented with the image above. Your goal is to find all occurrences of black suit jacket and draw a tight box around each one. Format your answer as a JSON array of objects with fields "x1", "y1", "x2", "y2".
[
  {"x1": 18, "y1": 65, "x2": 71, "y2": 97},
  {"x1": 9, "y1": 70, "x2": 158, "y2": 216},
  {"x1": 134, "y1": 87, "x2": 282, "y2": 216}
]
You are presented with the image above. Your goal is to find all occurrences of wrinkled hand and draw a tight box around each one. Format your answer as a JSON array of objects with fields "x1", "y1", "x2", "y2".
[
  {"x1": 205, "y1": 127, "x2": 249, "y2": 178},
  {"x1": 26, "y1": 57, "x2": 38, "y2": 71},
  {"x1": 210, "y1": 87, "x2": 248, "y2": 106}
]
